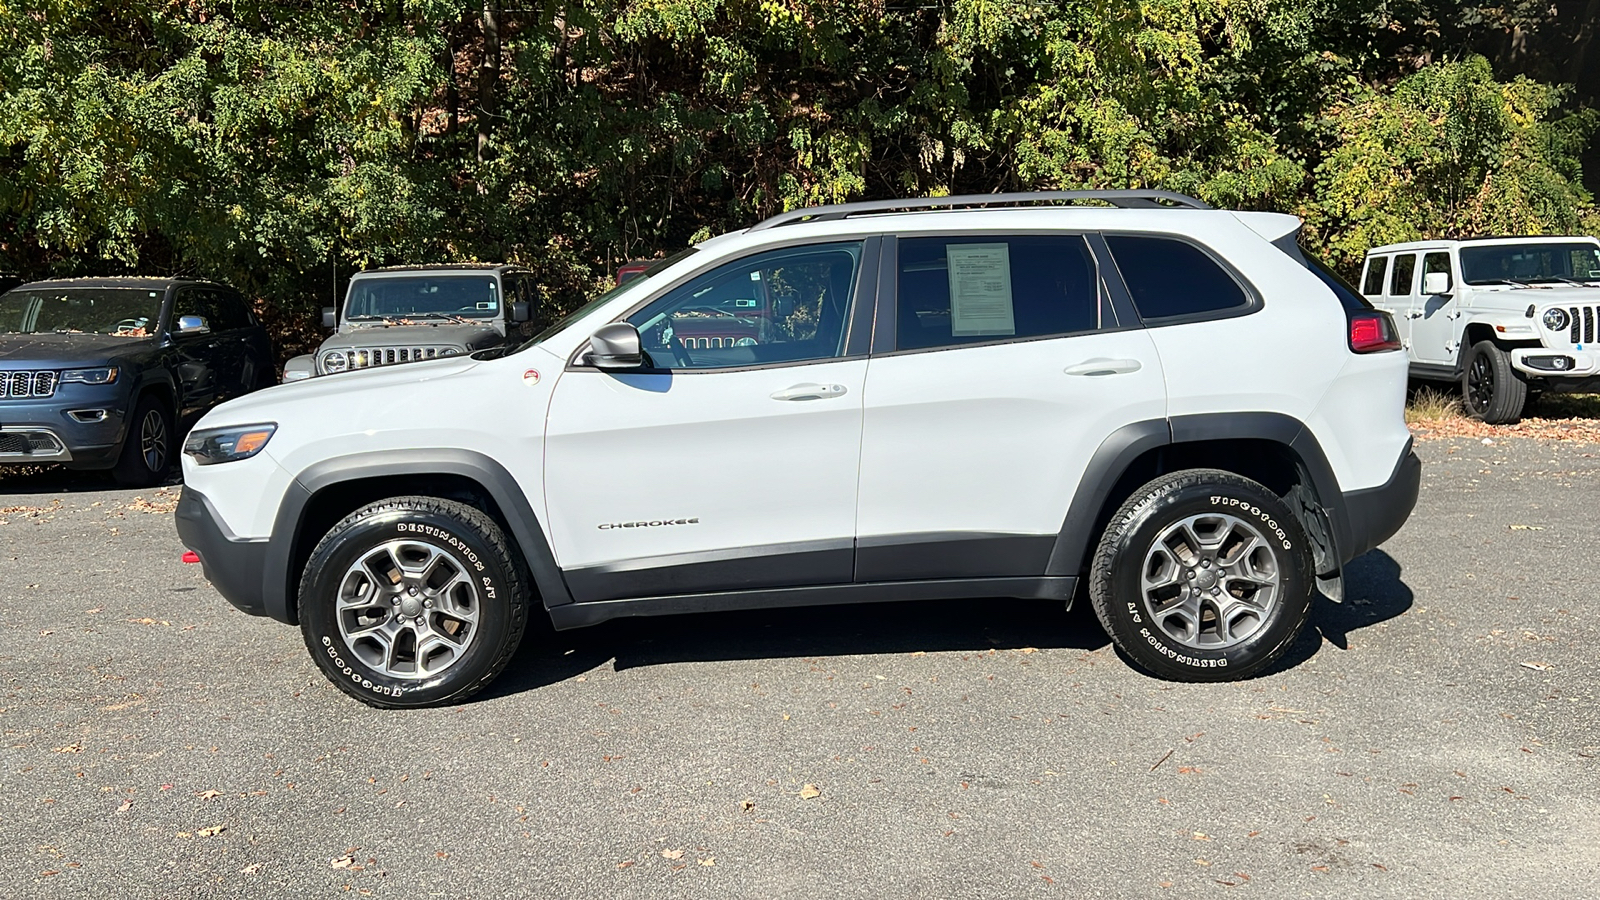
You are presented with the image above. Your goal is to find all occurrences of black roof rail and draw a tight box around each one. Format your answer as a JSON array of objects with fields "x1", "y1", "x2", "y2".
[{"x1": 749, "y1": 190, "x2": 1212, "y2": 231}]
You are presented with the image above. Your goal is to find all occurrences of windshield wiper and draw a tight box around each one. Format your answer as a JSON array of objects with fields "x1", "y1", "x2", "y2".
[
  {"x1": 1548, "y1": 276, "x2": 1600, "y2": 288},
  {"x1": 407, "y1": 312, "x2": 477, "y2": 324},
  {"x1": 346, "y1": 314, "x2": 405, "y2": 325}
]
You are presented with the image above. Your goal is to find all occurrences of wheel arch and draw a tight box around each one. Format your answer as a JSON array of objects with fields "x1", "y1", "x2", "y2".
[
  {"x1": 262, "y1": 450, "x2": 570, "y2": 624},
  {"x1": 1045, "y1": 414, "x2": 1350, "y2": 583}
]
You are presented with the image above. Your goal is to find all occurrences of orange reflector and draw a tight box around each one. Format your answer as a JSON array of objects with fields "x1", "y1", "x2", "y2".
[
  {"x1": 234, "y1": 431, "x2": 272, "y2": 455},
  {"x1": 182, "y1": 551, "x2": 200, "y2": 564}
]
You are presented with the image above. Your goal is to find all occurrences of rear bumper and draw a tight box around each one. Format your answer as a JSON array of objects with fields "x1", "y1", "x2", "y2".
[
  {"x1": 175, "y1": 487, "x2": 270, "y2": 617},
  {"x1": 1336, "y1": 442, "x2": 1421, "y2": 563}
]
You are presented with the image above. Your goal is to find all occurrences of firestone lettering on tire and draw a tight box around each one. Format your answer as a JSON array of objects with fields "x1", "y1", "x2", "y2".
[
  {"x1": 1209, "y1": 496, "x2": 1292, "y2": 549},
  {"x1": 321, "y1": 635, "x2": 407, "y2": 696}
]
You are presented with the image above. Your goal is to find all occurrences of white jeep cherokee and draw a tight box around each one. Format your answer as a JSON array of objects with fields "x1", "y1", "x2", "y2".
[
  {"x1": 176, "y1": 191, "x2": 1420, "y2": 708},
  {"x1": 1361, "y1": 236, "x2": 1600, "y2": 423}
]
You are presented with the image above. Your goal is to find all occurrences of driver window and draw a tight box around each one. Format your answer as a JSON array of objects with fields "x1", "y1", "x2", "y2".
[
  {"x1": 627, "y1": 242, "x2": 863, "y2": 370},
  {"x1": 169, "y1": 288, "x2": 212, "y2": 333}
]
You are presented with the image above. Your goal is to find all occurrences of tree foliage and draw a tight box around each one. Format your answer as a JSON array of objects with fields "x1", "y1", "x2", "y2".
[{"x1": 1, "y1": 0, "x2": 1597, "y2": 354}]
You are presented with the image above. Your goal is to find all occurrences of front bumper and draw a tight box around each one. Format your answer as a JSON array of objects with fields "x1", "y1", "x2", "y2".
[
  {"x1": 1511, "y1": 348, "x2": 1599, "y2": 377},
  {"x1": 0, "y1": 393, "x2": 128, "y2": 468},
  {"x1": 1336, "y1": 443, "x2": 1422, "y2": 564},
  {"x1": 175, "y1": 487, "x2": 270, "y2": 617}
]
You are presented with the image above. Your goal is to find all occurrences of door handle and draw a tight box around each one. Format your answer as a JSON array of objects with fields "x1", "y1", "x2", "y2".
[
  {"x1": 770, "y1": 383, "x2": 847, "y2": 401},
  {"x1": 1064, "y1": 358, "x2": 1142, "y2": 377},
  {"x1": 1407, "y1": 310, "x2": 1424, "y2": 319}
]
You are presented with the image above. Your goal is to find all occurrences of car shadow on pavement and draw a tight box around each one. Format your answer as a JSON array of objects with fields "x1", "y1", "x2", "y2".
[
  {"x1": 1266, "y1": 549, "x2": 1414, "y2": 675},
  {"x1": 481, "y1": 595, "x2": 1114, "y2": 700},
  {"x1": 484, "y1": 550, "x2": 1415, "y2": 700},
  {"x1": 0, "y1": 464, "x2": 183, "y2": 494}
]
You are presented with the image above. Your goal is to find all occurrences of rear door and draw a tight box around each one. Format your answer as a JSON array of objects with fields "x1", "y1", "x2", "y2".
[
  {"x1": 853, "y1": 233, "x2": 1166, "y2": 583},
  {"x1": 1385, "y1": 253, "x2": 1419, "y2": 349}
]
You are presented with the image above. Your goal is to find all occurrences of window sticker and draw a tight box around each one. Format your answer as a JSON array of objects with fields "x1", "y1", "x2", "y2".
[{"x1": 947, "y1": 243, "x2": 1015, "y2": 336}]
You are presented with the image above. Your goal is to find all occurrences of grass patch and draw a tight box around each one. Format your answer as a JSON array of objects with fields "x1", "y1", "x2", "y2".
[{"x1": 1405, "y1": 386, "x2": 1462, "y2": 423}]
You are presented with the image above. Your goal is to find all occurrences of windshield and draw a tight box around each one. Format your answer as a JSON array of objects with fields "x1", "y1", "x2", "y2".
[
  {"x1": 498, "y1": 248, "x2": 699, "y2": 357},
  {"x1": 344, "y1": 275, "x2": 500, "y2": 321},
  {"x1": 1460, "y1": 242, "x2": 1600, "y2": 286},
  {"x1": 0, "y1": 287, "x2": 164, "y2": 336}
]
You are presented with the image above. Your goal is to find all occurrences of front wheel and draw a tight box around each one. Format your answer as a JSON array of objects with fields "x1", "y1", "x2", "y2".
[
  {"x1": 112, "y1": 395, "x2": 173, "y2": 487},
  {"x1": 298, "y1": 496, "x2": 530, "y2": 708},
  {"x1": 1088, "y1": 470, "x2": 1314, "y2": 682},
  {"x1": 1461, "y1": 340, "x2": 1527, "y2": 424}
]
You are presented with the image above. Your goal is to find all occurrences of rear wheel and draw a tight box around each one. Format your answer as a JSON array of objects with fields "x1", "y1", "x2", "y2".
[
  {"x1": 1089, "y1": 470, "x2": 1314, "y2": 682},
  {"x1": 111, "y1": 395, "x2": 172, "y2": 487},
  {"x1": 1461, "y1": 340, "x2": 1527, "y2": 424},
  {"x1": 298, "y1": 496, "x2": 529, "y2": 708}
]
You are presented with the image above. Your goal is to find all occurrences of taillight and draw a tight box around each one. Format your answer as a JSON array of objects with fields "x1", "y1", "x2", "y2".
[{"x1": 1349, "y1": 311, "x2": 1401, "y2": 353}]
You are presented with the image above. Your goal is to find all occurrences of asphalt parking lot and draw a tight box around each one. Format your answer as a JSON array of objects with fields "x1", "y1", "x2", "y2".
[{"x1": 1, "y1": 436, "x2": 1597, "y2": 899}]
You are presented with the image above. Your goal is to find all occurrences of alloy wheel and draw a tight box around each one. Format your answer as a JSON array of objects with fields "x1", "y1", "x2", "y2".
[
  {"x1": 335, "y1": 540, "x2": 481, "y2": 679},
  {"x1": 1139, "y1": 513, "x2": 1282, "y2": 650}
]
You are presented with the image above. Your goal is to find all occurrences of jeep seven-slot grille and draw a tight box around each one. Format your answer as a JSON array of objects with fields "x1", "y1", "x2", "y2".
[
  {"x1": 0, "y1": 371, "x2": 57, "y2": 398},
  {"x1": 331, "y1": 347, "x2": 449, "y2": 371},
  {"x1": 1574, "y1": 306, "x2": 1599, "y2": 345}
]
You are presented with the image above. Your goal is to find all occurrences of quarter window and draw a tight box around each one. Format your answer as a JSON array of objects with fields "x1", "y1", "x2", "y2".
[
  {"x1": 1362, "y1": 257, "x2": 1389, "y2": 296},
  {"x1": 896, "y1": 235, "x2": 1102, "y2": 350},
  {"x1": 1389, "y1": 254, "x2": 1417, "y2": 296},
  {"x1": 627, "y1": 242, "x2": 862, "y2": 369},
  {"x1": 1104, "y1": 235, "x2": 1249, "y2": 321}
]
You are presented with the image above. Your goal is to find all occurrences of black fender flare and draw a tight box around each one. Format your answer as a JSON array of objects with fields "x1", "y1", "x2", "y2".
[
  {"x1": 1043, "y1": 413, "x2": 1351, "y2": 578},
  {"x1": 262, "y1": 449, "x2": 572, "y2": 624}
]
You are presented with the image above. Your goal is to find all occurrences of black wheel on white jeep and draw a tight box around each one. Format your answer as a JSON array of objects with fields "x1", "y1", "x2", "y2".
[
  {"x1": 298, "y1": 496, "x2": 529, "y2": 708},
  {"x1": 1088, "y1": 470, "x2": 1314, "y2": 682},
  {"x1": 1462, "y1": 339, "x2": 1527, "y2": 425}
]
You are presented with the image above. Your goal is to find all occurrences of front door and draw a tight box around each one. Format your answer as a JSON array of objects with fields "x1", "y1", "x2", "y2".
[
  {"x1": 165, "y1": 287, "x2": 220, "y2": 423},
  {"x1": 543, "y1": 240, "x2": 873, "y2": 603},
  {"x1": 854, "y1": 233, "x2": 1167, "y2": 581},
  {"x1": 1410, "y1": 251, "x2": 1459, "y2": 365}
]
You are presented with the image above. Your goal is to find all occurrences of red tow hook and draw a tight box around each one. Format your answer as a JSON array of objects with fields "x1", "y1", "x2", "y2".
[{"x1": 181, "y1": 551, "x2": 200, "y2": 564}]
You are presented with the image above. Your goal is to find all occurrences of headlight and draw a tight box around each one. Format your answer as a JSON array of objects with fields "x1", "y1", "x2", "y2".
[
  {"x1": 183, "y1": 424, "x2": 277, "y2": 466},
  {"x1": 1543, "y1": 307, "x2": 1571, "y2": 331},
  {"x1": 322, "y1": 352, "x2": 347, "y2": 373},
  {"x1": 59, "y1": 366, "x2": 119, "y2": 385},
  {"x1": 439, "y1": 348, "x2": 458, "y2": 357}
]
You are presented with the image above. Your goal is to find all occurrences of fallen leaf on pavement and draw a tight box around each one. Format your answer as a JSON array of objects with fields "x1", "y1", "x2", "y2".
[
  {"x1": 738, "y1": 799, "x2": 755, "y2": 812},
  {"x1": 1520, "y1": 661, "x2": 1553, "y2": 671},
  {"x1": 798, "y1": 784, "x2": 821, "y2": 800},
  {"x1": 116, "y1": 800, "x2": 132, "y2": 813},
  {"x1": 240, "y1": 864, "x2": 262, "y2": 875},
  {"x1": 661, "y1": 849, "x2": 685, "y2": 860},
  {"x1": 698, "y1": 857, "x2": 716, "y2": 867},
  {"x1": 197, "y1": 790, "x2": 223, "y2": 801},
  {"x1": 197, "y1": 825, "x2": 225, "y2": 837},
  {"x1": 331, "y1": 855, "x2": 355, "y2": 869}
]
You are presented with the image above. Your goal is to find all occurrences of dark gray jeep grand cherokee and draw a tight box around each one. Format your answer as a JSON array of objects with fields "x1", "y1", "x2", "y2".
[
  {"x1": 282, "y1": 264, "x2": 536, "y2": 380},
  {"x1": 0, "y1": 277, "x2": 273, "y2": 485}
]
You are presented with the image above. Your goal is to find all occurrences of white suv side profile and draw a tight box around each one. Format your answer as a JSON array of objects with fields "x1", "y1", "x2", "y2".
[
  {"x1": 1360, "y1": 236, "x2": 1600, "y2": 423},
  {"x1": 176, "y1": 191, "x2": 1420, "y2": 708}
]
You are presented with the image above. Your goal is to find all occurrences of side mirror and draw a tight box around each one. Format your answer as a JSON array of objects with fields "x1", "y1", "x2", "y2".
[
  {"x1": 511, "y1": 300, "x2": 530, "y2": 323},
  {"x1": 177, "y1": 315, "x2": 210, "y2": 335},
  {"x1": 586, "y1": 322, "x2": 644, "y2": 370},
  {"x1": 321, "y1": 307, "x2": 338, "y2": 329},
  {"x1": 1423, "y1": 272, "x2": 1452, "y2": 295}
]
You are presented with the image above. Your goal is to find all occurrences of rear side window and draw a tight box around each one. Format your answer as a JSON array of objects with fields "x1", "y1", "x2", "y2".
[
  {"x1": 207, "y1": 290, "x2": 253, "y2": 331},
  {"x1": 1104, "y1": 235, "x2": 1249, "y2": 321},
  {"x1": 895, "y1": 235, "x2": 1101, "y2": 350},
  {"x1": 1389, "y1": 254, "x2": 1416, "y2": 295},
  {"x1": 1362, "y1": 257, "x2": 1389, "y2": 295}
]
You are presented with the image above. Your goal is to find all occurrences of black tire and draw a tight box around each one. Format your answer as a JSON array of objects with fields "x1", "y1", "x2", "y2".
[
  {"x1": 298, "y1": 496, "x2": 530, "y2": 708},
  {"x1": 111, "y1": 394, "x2": 173, "y2": 487},
  {"x1": 1461, "y1": 340, "x2": 1527, "y2": 425},
  {"x1": 1088, "y1": 469, "x2": 1314, "y2": 682}
]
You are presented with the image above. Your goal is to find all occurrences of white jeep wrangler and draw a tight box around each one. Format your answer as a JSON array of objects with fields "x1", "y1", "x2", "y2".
[
  {"x1": 1360, "y1": 237, "x2": 1600, "y2": 423},
  {"x1": 176, "y1": 191, "x2": 1420, "y2": 708}
]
